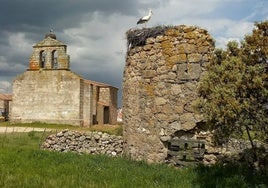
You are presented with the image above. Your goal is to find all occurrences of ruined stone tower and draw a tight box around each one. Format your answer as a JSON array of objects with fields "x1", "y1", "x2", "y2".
[{"x1": 123, "y1": 25, "x2": 215, "y2": 163}]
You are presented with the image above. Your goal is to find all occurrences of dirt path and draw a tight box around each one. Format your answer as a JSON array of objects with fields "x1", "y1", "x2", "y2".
[{"x1": 0, "y1": 127, "x2": 52, "y2": 133}]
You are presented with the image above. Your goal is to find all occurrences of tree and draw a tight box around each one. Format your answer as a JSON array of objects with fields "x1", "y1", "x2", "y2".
[{"x1": 197, "y1": 21, "x2": 268, "y2": 153}]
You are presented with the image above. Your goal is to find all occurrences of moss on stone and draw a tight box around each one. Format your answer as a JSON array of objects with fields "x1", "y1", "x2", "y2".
[{"x1": 139, "y1": 81, "x2": 156, "y2": 98}]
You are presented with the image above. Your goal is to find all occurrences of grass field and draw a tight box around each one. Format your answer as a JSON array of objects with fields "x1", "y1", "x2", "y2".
[{"x1": 0, "y1": 123, "x2": 267, "y2": 187}]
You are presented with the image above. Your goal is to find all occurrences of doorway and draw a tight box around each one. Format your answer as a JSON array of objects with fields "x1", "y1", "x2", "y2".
[{"x1": 103, "y1": 106, "x2": 109, "y2": 124}]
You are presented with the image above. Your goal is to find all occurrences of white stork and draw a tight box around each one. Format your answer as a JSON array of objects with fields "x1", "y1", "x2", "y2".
[{"x1": 137, "y1": 9, "x2": 153, "y2": 27}]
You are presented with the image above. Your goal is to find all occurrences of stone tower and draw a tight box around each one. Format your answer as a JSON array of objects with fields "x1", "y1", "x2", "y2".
[
  {"x1": 123, "y1": 25, "x2": 215, "y2": 163},
  {"x1": 29, "y1": 32, "x2": 70, "y2": 70}
]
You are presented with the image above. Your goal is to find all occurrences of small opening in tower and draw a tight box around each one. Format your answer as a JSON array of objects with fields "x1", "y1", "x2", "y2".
[
  {"x1": 40, "y1": 51, "x2": 46, "y2": 68},
  {"x1": 52, "y1": 50, "x2": 58, "y2": 69}
]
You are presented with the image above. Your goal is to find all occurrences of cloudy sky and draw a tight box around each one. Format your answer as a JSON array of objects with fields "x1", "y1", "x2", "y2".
[{"x1": 0, "y1": 0, "x2": 267, "y2": 106}]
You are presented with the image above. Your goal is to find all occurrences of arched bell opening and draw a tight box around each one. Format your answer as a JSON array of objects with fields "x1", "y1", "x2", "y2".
[
  {"x1": 52, "y1": 50, "x2": 58, "y2": 69},
  {"x1": 40, "y1": 50, "x2": 46, "y2": 68}
]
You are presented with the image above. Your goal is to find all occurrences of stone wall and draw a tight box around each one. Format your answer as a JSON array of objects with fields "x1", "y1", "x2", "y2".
[
  {"x1": 122, "y1": 25, "x2": 214, "y2": 163},
  {"x1": 10, "y1": 70, "x2": 86, "y2": 126},
  {"x1": 98, "y1": 87, "x2": 118, "y2": 125},
  {"x1": 99, "y1": 88, "x2": 110, "y2": 104},
  {"x1": 42, "y1": 129, "x2": 123, "y2": 156},
  {"x1": 42, "y1": 129, "x2": 267, "y2": 169},
  {"x1": 81, "y1": 80, "x2": 93, "y2": 126},
  {"x1": 165, "y1": 130, "x2": 268, "y2": 167}
]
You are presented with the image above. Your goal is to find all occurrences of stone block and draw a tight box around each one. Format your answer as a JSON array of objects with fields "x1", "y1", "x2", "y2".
[
  {"x1": 177, "y1": 63, "x2": 188, "y2": 79},
  {"x1": 188, "y1": 63, "x2": 202, "y2": 79},
  {"x1": 177, "y1": 43, "x2": 196, "y2": 54},
  {"x1": 161, "y1": 40, "x2": 173, "y2": 50},
  {"x1": 177, "y1": 54, "x2": 187, "y2": 63},
  {"x1": 143, "y1": 70, "x2": 156, "y2": 78},
  {"x1": 170, "y1": 121, "x2": 182, "y2": 130},
  {"x1": 155, "y1": 97, "x2": 167, "y2": 106},
  {"x1": 170, "y1": 84, "x2": 182, "y2": 95},
  {"x1": 182, "y1": 25, "x2": 196, "y2": 33},
  {"x1": 188, "y1": 53, "x2": 202, "y2": 63},
  {"x1": 143, "y1": 44, "x2": 153, "y2": 51},
  {"x1": 184, "y1": 31, "x2": 198, "y2": 39}
]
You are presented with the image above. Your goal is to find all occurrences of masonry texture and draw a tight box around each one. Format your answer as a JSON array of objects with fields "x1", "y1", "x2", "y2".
[
  {"x1": 123, "y1": 25, "x2": 215, "y2": 163},
  {"x1": 10, "y1": 33, "x2": 118, "y2": 126},
  {"x1": 41, "y1": 129, "x2": 267, "y2": 168},
  {"x1": 42, "y1": 129, "x2": 123, "y2": 157}
]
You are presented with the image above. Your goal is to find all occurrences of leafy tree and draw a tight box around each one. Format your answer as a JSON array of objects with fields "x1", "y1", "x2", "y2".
[{"x1": 197, "y1": 21, "x2": 268, "y2": 154}]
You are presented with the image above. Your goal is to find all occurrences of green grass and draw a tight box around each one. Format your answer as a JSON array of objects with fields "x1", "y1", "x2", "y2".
[{"x1": 0, "y1": 132, "x2": 267, "y2": 187}]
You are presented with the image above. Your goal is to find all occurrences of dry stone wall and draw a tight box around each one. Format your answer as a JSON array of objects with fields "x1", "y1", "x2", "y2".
[
  {"x1": 123, "y1": 25, "x2": 215, "y2": 163},
  {"x1": 42, "y1": 129, "x2": 123, "y2": 156},
  {"x1": 41, "y1": 129, "x2": 267, "y2": 169}
]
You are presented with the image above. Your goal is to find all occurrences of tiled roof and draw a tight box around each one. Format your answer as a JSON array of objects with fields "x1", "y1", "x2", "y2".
[
  {"x1": 34, "y1": 36, "x2": 66, "y2": 47},
  {"x1": 83, "y1": 79, "x2": 118, "y2": 89},
  {"x1": 0, "y1": 94, "x2": 12, "y2": 101}
]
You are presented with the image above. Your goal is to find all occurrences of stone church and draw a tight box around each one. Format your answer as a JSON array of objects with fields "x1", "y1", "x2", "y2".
[{"x1": 10, "y1": 32, "x2": 118, "y2": 126}]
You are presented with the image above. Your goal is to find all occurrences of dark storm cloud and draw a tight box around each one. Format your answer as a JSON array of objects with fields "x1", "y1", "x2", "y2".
[
  {"x1": 0, "y1": 0, "x2": 140, "y2": 32},
  {"x1": 0, "y1": 1, "x2": 143, "y2": 74},
  {"x1": 0, "y1": 0, "x2": 265, "y2": 106}
]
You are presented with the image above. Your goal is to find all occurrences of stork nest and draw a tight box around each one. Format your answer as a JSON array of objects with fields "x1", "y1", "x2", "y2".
[{"x1": 126, "y1": 25, "x2": 175, "y2": 49}]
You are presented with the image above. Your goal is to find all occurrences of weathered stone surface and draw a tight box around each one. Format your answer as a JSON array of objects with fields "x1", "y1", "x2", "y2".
[
  {"x1": 155, "y1": 97, "x2": 167, "y2": 106},
  {"x1": 188, "y1": 53, "x2": 202, "y2": 63},
  {"x1": 170, "y1": 84, "x2": 182, "y2": 95},
  {"x1": 123, "y1": 25, "x2": 214, "y2": 163},
  {"x1": 177, "y1": 54, "x2": 187, "y2": 63},
  {"x1": 143, "y1": 70, "x2": 156, "y2": 78},
  {"x1": 177, "y1": 43, "x2": 196, "y2": 54},
  {"x1": 43, "y1": 130, "x2": 123, "y2": 157},
  {"x1": 165, "y1": 130, "x2": 268, "y2": 167}
]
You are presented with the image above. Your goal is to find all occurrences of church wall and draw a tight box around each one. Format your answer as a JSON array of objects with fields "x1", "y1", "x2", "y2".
[
  {"x1": 81, "y1": 81, "x2": 93, "y2": 126},
  {"x1": 97, "y1": 87, "x2": 118, "y2": 125},
  {"x1": 99, "y1": 88, "x2": 110, "y2": 104},
  {"x1": 109, "y1": 87, "x2": 118, "y2": 125},
  {"x1": 10, "y1": 70, "x2": 83, "y2": 126},
  {"x1": 91, "y1": 85, "x2": 98, "y2": 124}
]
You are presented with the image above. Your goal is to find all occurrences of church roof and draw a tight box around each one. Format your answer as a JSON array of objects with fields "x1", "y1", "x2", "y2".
[
  {"x1": 84, "y1": 79, "x2": 118, "y2": 90},
  {"x1": 0, "y1": 93, "x2": 12, "y2": 101},
  {"x1": 34, "y1": 33, "x2": 66, "y2": 48}
]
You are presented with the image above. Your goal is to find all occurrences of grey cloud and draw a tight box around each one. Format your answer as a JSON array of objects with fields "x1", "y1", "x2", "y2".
[
  {"x1": 0, "y1": 0, "x2": 140, "y2": 32},
  {"x1": 0, "y1": 0, "x2": 265, "y2": 106}
]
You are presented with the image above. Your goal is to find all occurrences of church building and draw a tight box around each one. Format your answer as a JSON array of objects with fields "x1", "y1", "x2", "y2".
[{"x1": 10, "y1": 32, "x2": 118, "y2": 126}]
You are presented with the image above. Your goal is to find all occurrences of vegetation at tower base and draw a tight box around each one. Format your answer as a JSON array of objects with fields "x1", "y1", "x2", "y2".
[{"x1": 196, "y1": 21, "x2": 268, "y2": 168}]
